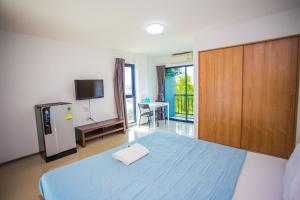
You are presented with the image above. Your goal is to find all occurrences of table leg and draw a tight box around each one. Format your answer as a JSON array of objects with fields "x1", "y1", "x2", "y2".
[
  {"x1": 167, "y1": 104, "x2": 170, "y2": 125},
  {"x1": 153, "y1": 107, "x2": 156, "y2": 129}
]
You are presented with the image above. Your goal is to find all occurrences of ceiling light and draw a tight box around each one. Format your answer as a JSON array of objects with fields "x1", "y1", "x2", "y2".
[{"x1": 146, "y1": 24, "x2": 164, "y2": 34}]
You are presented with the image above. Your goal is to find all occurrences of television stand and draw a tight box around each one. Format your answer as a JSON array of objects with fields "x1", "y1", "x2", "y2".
[{"x1": 75, "y1": 118, "x2": 125, "y2": 147}]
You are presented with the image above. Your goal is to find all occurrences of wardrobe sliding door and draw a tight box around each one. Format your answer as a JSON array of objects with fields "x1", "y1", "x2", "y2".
[
  {"x1": 242, "y1": 37, "x2": 298, "y2": 158},
  {"x1": 199, "y1": 46, "x2": 243, "y2": 148}
]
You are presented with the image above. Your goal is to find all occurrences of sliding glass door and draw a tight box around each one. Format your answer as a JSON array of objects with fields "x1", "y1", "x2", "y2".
[
  {"x1": 124, "y1": 64, "x2": 136, "y2": 124},
  {"x1": 165, "y1": 65, "x2": 194, "y2": 122}
]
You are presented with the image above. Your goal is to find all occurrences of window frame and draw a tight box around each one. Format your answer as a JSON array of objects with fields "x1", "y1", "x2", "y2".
[{"x1": 124, "y1": 63, "x2": 136, "y2": 124}]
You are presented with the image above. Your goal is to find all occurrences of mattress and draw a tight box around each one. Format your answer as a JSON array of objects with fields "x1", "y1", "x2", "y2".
[
  {"x1": 233, "y1": 151, "x2": 287, "y2": 200},
  {"x1": 39, "y1": 132, "x2": 246, "y2": 200}
]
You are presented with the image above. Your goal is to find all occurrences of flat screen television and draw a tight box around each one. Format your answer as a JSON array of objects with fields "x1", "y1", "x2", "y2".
[{"x1": 75, "y1": 80, "x2": 104, "y2": 100}]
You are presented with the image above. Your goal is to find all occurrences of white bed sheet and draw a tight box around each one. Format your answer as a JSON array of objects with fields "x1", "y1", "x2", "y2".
[{"x1": 233, "y1": 152, "x2": 287, "y2": 200}]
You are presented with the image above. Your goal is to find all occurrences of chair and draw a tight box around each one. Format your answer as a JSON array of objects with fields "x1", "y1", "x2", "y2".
[{"x1": 138, "y1": 103, "x2": 158, "y2": 128}]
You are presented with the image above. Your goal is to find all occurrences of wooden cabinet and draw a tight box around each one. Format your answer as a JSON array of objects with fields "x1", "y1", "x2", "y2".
[
  {"x1": 198, "y1": 36, "x2": 299, "y2": 158},
  {"x1": 242, "y1": 37, "x2": 299, "y2": 158},
  {"x1": 75, "y1": 118, "x2": 125, "y2": 147},
  {"x1": 199, "y1": 46, "x2": 243, "y2": 148}
]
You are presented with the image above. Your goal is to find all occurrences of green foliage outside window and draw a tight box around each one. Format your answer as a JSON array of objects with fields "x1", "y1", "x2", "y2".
[{"x1": 175, "y1": 75, "x2": 194, "y2": 95}]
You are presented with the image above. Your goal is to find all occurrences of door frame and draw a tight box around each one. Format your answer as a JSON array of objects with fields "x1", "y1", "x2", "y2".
[{"x1": 124, "y1": 63, "x2": 137, "y2": 124}]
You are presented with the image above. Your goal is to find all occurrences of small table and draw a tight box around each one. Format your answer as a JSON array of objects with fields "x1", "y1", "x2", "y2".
[{"x1": 141, "y1": 102, "x2": 169, "y2": 128}]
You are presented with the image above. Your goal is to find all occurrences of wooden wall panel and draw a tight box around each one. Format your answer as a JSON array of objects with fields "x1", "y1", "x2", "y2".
[
  {"x1": 199, "y1": 46, "x2": 243, "y2": 148},
  {"x1": 242, "y1": 37, "x2": 299, "y2": 158}
]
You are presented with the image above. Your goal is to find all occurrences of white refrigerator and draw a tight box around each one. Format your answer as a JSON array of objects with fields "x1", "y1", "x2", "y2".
[{"x1": 35, "y1": 102, "x2": 77, "y2": 162}]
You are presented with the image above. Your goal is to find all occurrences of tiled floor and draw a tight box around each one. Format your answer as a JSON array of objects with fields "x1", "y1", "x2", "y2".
[{"x1": 0, "y1": 120, "x2": 194, "y2": 200}]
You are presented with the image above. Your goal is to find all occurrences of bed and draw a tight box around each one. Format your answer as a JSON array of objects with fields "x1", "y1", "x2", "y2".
[
  {"x1": 233, "y1": 152, "x2": 286, "y2": 200},
  {"x1": 39, "y1": 132, "x2": 286, "y2": 200}
]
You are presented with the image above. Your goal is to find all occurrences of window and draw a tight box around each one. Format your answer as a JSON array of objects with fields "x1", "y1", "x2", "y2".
[
  {"x1": 124, "y1": 64, "x2": 136, "y2": 124},
  {"x1": 165, "y1": 65, "x2": 194, "y2": 122}
]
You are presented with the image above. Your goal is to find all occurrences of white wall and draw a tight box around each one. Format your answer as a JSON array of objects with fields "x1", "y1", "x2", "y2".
[
  {"x1": 0, "y1": 30, "x2": 151, "y2": 163},
  {"x1": 194, "y1": 7, "x2": 300, "y2": 52},
  {"x1": 148, "y1": 55, "x2": 193, "y2": 68},
  {"x1": 193, "y1": 7, "x2": 300, "y2": 142}
]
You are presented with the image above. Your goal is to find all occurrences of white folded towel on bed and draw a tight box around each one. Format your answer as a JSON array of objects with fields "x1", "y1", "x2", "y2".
[{"x1": 112, "y1": 143, "x2": 149, "y2": 165}]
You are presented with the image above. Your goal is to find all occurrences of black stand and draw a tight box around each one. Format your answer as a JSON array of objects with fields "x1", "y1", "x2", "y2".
[{"x1": 87, "y1": 99, "x2": 96, "y2": 122}]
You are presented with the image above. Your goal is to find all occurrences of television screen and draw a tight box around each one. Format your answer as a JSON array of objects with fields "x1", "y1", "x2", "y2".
[{"x1": 75, "y1": 80, "x2": 104, "y2": 100}]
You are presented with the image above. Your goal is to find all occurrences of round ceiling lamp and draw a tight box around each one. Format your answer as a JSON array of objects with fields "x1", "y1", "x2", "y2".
[{"x1": 146, "y1": 23, "x2": 164, "y2": 34}]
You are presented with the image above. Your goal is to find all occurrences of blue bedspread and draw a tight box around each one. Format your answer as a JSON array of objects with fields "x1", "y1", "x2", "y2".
[{"x1": 39, "y1": 132, "x2": 246, "y2": 200}]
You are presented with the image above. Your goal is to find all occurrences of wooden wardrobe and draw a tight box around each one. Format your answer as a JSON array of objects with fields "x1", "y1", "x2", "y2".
[{"x1": 198, "y1": 36, "x2": 299, "y2": 158}]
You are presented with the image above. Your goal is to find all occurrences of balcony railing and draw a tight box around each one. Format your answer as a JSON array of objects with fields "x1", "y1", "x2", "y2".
[{"x1": 175, "y1": 94, "x2": 194, "y2": 118}]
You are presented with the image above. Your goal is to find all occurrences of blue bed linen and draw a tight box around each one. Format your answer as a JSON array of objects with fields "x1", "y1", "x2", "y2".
[{"x1": 39, "y1": 132, "x2": 246, "y2": 200}]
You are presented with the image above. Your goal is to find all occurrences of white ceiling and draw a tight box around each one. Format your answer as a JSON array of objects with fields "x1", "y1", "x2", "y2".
[{"x1": 0, "y1": 0, "x2": 299, "y2": 55}]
